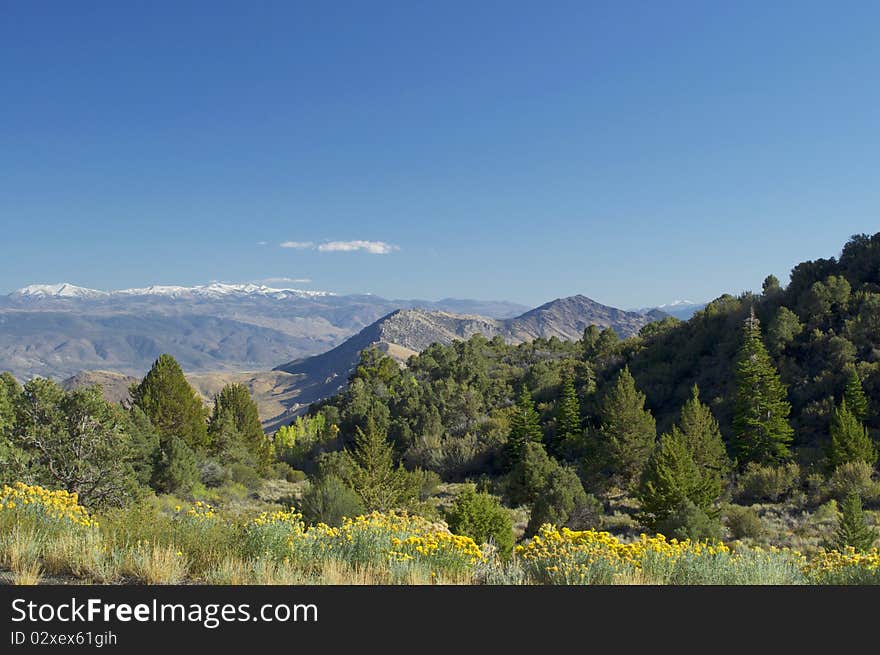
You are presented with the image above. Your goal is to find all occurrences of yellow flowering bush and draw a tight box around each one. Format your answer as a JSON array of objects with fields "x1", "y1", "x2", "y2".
[
  {"x1": 516, "y1": 525, "x2": 806, "y2": 585},
  {"x1": 242, "y1": 509, "x2": 306, "y2": 560},
  {"x1": 804, "y1": 547, "x2": 880, "y2": 584},
  {"x1": 286, "y1": 511, "x2": 484, "y2": 577},
  {"x1": 0, "y1": 482, "x2": 97, "y2": 529}
]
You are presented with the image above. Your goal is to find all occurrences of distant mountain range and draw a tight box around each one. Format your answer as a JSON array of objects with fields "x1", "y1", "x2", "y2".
[
  {"x1": 630, "y1": 300, "x2": 706, "y2": 320},
  {"x1": 0, "y1": 282, "x2": 529, "y2": 379},
  {"x1": 9, "y1": 284, "x2": 666, "y2": 428}
]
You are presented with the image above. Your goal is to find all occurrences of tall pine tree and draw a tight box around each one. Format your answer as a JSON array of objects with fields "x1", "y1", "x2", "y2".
[
  {"x1": 827, "y1": 398, "x2": 875, "y2": 469},
  {"x1": 639, "y1": 429, "x2": 717, "y2": 527},
  {"x1": 598, "y1": 366, "x2": 656, "y2": 490},
  {"x1": 208, "y1": 383, "x2": 272, "y2": 471},
  {"x1": 732, "y1": 309, "x2": 794, "y2": 465},
  {"x1": 834, "y1": 492, "x2": 877, "y2": 552},
  {"x1": 678, "y1": 385, "x2": 730, "y2": 481},
  {"x1": 844, "y1": 369, "x2": 870, "y2": 423},
  {"x1": 555, "y1": 372, "x2": 581, "y2": 450},
  {"x1": 507, "y1": 386, "x2": 542, "y2": 465},
  {"x1": 131, "y1": 354, "x2": 208, "y2": 451}
]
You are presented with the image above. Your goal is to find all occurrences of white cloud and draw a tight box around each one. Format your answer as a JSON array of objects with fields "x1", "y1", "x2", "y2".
[
  {"x1": 317, "y1": 240, "x2": 399, "y2": 255},
  {"x1": 256, "y1": 241, "x2": 268, "y2": 246},
  {"x1": 280, "y1": 241, "x2": 315, "y2": 249}
]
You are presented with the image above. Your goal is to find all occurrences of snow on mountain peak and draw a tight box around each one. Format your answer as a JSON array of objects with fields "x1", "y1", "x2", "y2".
[
  {"x1": 11, "y1": 282, "x2": 334, "y2": 299},
  {"x1": 13, "y1": 283, "x2": 108, "y2": 298}
]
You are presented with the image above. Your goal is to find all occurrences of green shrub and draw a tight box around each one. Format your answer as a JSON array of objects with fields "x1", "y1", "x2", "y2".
[
  {"x1": 300, "y1": 476, "x2": 365, "y2": 527},
  {"x1": 828, "y1": 461, "x2": 880, "y2": 503},
  {"x1": 736, "y1": 462, "x2": 800, "y2": 503},
  {"x1": 724, "y1": 505, "x2": 765, "y2": 540},
  {"x1": 199, "y1": 460, "x2": 229, "y2": 488},
  {"x1": 229, "y1": 463, "x2": 261, "y2": 491},
  {"x1": 654, "y1": 499, "x2": 722, "y2": 542},
  {"x1": 566, "y1": 494, "x2": 605, "y2": 530},
  {"x1": 445, "y1": 487, "x2": 515, "y2": 558},
  {"x1": 272, "y1": 462, "x2": 306, "y2": 483}
]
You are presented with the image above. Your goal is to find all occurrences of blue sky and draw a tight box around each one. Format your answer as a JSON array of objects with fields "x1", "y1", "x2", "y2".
[{"x1": 1, "y1": 1, "x2": 878, "y2": 308}]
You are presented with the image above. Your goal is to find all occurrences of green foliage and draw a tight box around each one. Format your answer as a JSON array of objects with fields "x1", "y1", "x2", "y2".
[
  {"x1": 765, "y1": 306, "x2": 803, "y2": 355},
  {"x1": 732, "y1": 311, "x2": 794, "y2": 465},
  {"x1": 208, "y1": 383, "x2": 272, "y2": 471},
  {"x1": 347, "y1": 419, "x2": 420, "y2": 512},
  {"x1": 597, "y1": 366, "x2": 656, "y2": 490},
  {"x1": 844, "y1": 369, "x2": 870, "y2": 422},
  {"x1": 131, "y1": 354, "x2": 208, "y2": 451},
  {"x1": 735, "y1": 462, "x2": 801, "y2": 504},
  {"x1": 12, "y1": 380, "x2": 141, "y2": 508},
  {"x1": 724, "y1": 505, "x2": 766, "y2": 540},
  {"x1": 827, "y1": 398, "x2": 875, "y2": 469},
  {"x1": 639, "y1": 429, "x2": 718, "y2": 528},
  {"x1": 507, "y1": 386, "x2": 542, "y2": 465},
  {"x1": 300, "y1": 475, "x2": 365, "y2": 527},
  {"x1": 834, "y1": 492, "x2": 878, "y2": 552},
  {"x1": 506, "y1": 441, "x2": 587, "y2": 535},
  {"x1": 445, "y1": 486, "x2": 515, "y2": 558},
  {"x1": 827, "y1": 460, "x2": 880, "y2": 503},
  {"x1": 554, "y1": 371, "x2": 581, "y2": 450},
  {"x1": 653, "y1": 499, "x2": 722, "y2": 542},
  {"x1": 151, "y1": 433, "x2": 199, "y2": 495},
  {"x1": 677, "y1": 384, "x2": 730, "y2": 483}
]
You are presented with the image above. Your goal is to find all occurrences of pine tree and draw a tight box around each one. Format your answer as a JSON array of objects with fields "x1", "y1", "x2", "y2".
[
  {"x1": 348, "y1": 418, "x2": 418, "y2": 511},
  {"x1": 639, "y1": 429, "x2": 717, "y2": 526},
  {"x1": 598, "y1": 366, "x2": 656, "y2": 490},
  {"x1": 208, "y1": 383, "x2": 272, "y2": 470},
  {"x1": 834, "y1": 492, "x2": 878, "y2": 552},
  {"x1": 151, "y1": 433, "x2": 199, "y2": 494},
  {"x1": 507, "y1": 386, "x2": 542, "y2": 465},
  {"x1": 828, "y1": 398, "x2": 876, "y2": 469},
  {"x1": 555, "y1": 372, "x2": 581, "y2": 449},
  {"x1": 131, "y1": 354, "x2": 208, "y2": 451},
  {"x1": 678, "y1": 385, "x2": 730, "y2": 485},
  {"x1": 844, "y1": 369, "x2": 870, "y2": 423},
  {"x1": 732, "y1": 309, "x2": 794, "y2": 465}
]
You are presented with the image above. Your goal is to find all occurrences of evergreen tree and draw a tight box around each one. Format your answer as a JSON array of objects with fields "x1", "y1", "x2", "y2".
[
  {"x1": 131, "y1": 354, "x2": 208, "y2": 451},
  {"x1": 732, "y1": 310, "x2": 794, "y2": 465},
  {"x1": 151, "y1": 433, "x2": 199, "y2": 494},
  {"x1": 834, "y1": 492, "x2": 878, "y2": 552},
  {"x1": 678, "y1": 385, "x2": 730, "y2": 484},
  {"x1": 844, "y1": 369, "x2": 870, "y2": 423},
  {"x1": 639, "y1": 429, "x2": 718, "y2": 527},
  {"x1": 828, "y1": 398, "x2": 875, "y2": 469},
  {"x1": 597, "y1": 366, "x2": 656, "y2": 490},
  {"x1": 506, "y1": 386, "x2": 542, "y2": 465},
  {"x1": 208, "y1": 383, "x2": 272, "y2": 471},
  {"x1": 348, "y1": 418, "x2": 419, "y2": 511},
  {"x1": 555, "y1": 372, "x2": 581, "y2": 450}
]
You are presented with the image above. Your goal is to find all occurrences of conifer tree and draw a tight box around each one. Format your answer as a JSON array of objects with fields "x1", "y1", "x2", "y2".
[
  {"x1": 678, "y1": 385, "x2": 730, "y2": 483},
  {"x1": 844, "y1": 369, "x2": 870, "y2": 423},
  {"x1": 639, "y1": 429, "x2": 716, "y2": 526},
  {"x1": 555, "y1": 372, "x2": 581, "y2": 449},
  {"x1": 131, "y1": 354, "x2": 208, "y2": 451},
  {"x1": 208, "y1": 383, "x2": 272, "y2": 470},
  {"x1": 507, "y1": 386, "x2": 543, "y2": 465},
  {"x1": 828, "y1": 398, "x2": 876, "y2": 469},
  {"x1": 598, "y1": 366, "x2": 656, "y2": 490},
  {"x1": 348, "y1": 417, "x2": 418, "y2": 511},
  {"x1": 732, "y1": 310, "x2": 794, "y2": 465},
  {"x1": 834, "y1": 492, "x2": 878, "y2": 552}
]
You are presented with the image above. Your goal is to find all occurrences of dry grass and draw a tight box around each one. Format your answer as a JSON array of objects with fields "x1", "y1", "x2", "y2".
[{"x1": 122, "y1": 543, "x2": 189, "y2": 584}]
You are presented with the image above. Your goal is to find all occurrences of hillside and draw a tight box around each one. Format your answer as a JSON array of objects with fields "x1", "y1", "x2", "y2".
[{"x1": 0, "y1": 283, "x2": 528, "y2": 380}]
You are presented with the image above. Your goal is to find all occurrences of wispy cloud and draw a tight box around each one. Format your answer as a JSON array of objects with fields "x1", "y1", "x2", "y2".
[
  {"x1": 278, "y1": 239, "x2": 399, "y2": 255},
  {"x1": 317, "y1": 240, "x2": 399, "y2": 254},
  {"x1": 257, "y1": 276, "x2": 312, "y2": 285},
  {"x1": 256, "y1": 241, "x2": 268, "y2": 246}
]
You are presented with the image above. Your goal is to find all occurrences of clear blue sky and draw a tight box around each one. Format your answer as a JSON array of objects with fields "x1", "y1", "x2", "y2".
[{"x1": 2, "y1": 1, "x2": 878, "y2": 308}]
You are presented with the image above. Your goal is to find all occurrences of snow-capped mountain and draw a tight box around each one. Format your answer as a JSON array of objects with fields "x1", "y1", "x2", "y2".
[{"x1": 12, "y1": 282, "x2": 333, "y2": 300}]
